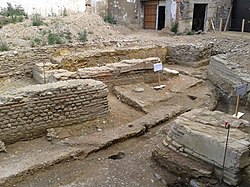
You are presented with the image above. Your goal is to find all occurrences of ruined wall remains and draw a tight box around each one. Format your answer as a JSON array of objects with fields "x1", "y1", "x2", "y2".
[
  {"x1": 0, "y1": 79, "x2": 109, "y2": 143},
  {"x1": 33, "y1": 57, "x2": 162, "y2": 85},
  {"x1": 55, "y1": 46, "x2": 168, "y2": 71},
  {"x1": 167, "y1": 108, "x2": 250, "y2": 186},
  {"x1": 0, "y1": 44, "x2": 167, "y2": 79},
  {"x1": 168, "y1": 43, "x2": 213, "y2": 67},
  {"x1": 208, "y1": 54, "x2": 250, "y2": 96}
]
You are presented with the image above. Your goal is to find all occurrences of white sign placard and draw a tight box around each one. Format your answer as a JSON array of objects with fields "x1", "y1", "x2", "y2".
[
  {"x1": 154, "y1": 63, "x2": 163, "y2": 72},
  {"x1": 236, "y1": 83, "x2": 248, "y2": 96}
]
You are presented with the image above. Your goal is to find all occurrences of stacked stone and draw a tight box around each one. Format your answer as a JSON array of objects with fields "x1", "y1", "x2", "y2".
[
  {"x1": 33, "y1": 57, "x2": 162, "y2": 85},
  {"x1": 166, "y1": 108, "x2": 250, "y2": 186},
  {"x1": 208, "y1": 54, "x2": 250, "y2": 96},
  {"x1": 168, "y1": 43, "x2": 213, "y2": 67},
  {"x1": 0, "y1": 79, "x2": 109, "y2": 144}
]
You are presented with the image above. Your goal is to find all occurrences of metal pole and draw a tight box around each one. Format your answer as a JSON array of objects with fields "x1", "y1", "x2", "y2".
[{"x1": 220, "y1": 121, "x2": 230, "y2": 184}]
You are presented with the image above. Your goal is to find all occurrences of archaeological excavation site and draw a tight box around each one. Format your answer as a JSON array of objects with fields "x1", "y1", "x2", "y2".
[{"x1": 0, "y1": 0, "x2": 250, "y2": 187}]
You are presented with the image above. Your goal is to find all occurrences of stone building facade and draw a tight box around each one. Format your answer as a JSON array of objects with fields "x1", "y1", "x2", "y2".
[{"x1": 96, "y1": 0, "x2": 232, "y2": 32}]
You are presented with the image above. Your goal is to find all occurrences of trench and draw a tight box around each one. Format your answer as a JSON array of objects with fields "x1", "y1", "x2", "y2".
[{"x1": 1, "y1": 42, "x2": 250, "y2": 187}]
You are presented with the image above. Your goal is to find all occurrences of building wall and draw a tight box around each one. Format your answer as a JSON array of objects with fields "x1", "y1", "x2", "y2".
[
  {"x1": 0, "y1": 79, "x2": 109, "y2": 143},
  {"x1": 179, "y1": 0, "x2": 232, "y2": 32},
  {"x1": 0, "y1": 0, "x2": 86, "y2": 16},
  {"x1": 108, "y1": 0, "x2": 139, "y2": 25}
]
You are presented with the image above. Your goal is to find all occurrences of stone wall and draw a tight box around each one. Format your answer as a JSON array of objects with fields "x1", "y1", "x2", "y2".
[
  {"x1": 0, "y1": 79, "x2": 109, "y2": 143},
  {"x1": 166, "y1": 108, "x2": 250, "y2": 186},
  {"x1": 33, "y1": 57, "x2": 162, "y2": 85},
  {"x1": 108, "y1": 0, "x2": 139, "y2": 25},
  {"x1": 0, "y1": 44, "x2": 167, "y2": 78},
  {"x1": 0, "y1": 44, "x2": 97, "y2": 78},
  {"x1": 168, "y1": 43, "x2": 213, "y2": 67},
  {"x1": 208, "y1": 54, "x2": 250, "y2": 96},
  {"x1": 55, "y1": 45, "x2": 168, "y2": 72}
]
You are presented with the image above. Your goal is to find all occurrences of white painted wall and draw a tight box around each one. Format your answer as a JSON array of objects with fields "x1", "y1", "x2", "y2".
[{"x1": 0, "y1": 0, "x2": 86, "y2": 16}]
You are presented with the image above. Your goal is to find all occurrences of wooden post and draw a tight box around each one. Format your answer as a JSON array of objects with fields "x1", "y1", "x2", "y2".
[
  {"x1": 224, "y1": 7, "x2": 232, "y2": 31},
  {"x1": 210, "y1": 18, "x2": 215, "y2": 32},
  {"x1": 219, "y1": 18, "x2": 223, "y2": 33},
  {"x1": 241, "y1": 19, "x2": 245, "y2": 37},
  {"x1": 158, "y1": 72, "x2": 161, "y2": 86},
  {"x1": 235, "y1": 96, "x2": 240, "y2": 118}
]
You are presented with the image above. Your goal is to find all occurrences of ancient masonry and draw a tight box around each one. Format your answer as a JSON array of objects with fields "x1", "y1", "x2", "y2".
[
  {"x1": 166, "y1": 108, "x2": 250, "y2": 186},
  {"x1": 0, "y1": 79, "x2": 109, "y2": 143},
  {"x1": 33, "y1": 57, "x2": 162, "y2": 85},
  {"x1": 0, "y1": 44, "x2": 167, "y2": 78},
  {"x1": 208, "y1": 54, "x2": 250, "y2": 96}
]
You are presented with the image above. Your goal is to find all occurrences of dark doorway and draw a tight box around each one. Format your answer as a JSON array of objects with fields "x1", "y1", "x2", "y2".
[
  {"x1": 157, "y1": 6, "x2": 165, "y2": 30},
  {"x1": 231, "y1": 0, "x2": 250, "y2": 32},
  {"x1": 192, "y1": 4, "x2": 207, "y2": 31}
]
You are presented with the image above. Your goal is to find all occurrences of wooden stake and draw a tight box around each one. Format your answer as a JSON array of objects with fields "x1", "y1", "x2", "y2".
[
  {"x1": 241, "y1": 19, "x2": 245, "y2": 37},
  {"x1": 158, "y1": 72, "x2": 161, "y2": 86},
  {"x1": 219, "y1": 18, "x2": 223, "y2": 33},
  {"x1": 235, "y1": 96, "x2": 240, "y2": 117},
  {"x1": 224, "y1": 7, "x2": 232, "y2": 31},
  {"x1": 210, "y1": 18, "x2": 215, "y2": 32}
]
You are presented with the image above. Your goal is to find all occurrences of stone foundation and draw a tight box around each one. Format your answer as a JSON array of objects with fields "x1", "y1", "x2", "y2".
[
  {"x1": 167, "y1": 43, "x2": 213, "y2": 67},
  {"x1": 208, "y1": 54, "x2": 250, "y2": 96},
  {"x1": 166, "y1": 108, "x2": 250, "y2": 186},
  {"x1": 33, "y1": 57, "x2": 162, "y2": 85},
  {"x1": 0, "y1": 79, "x2": 109, "y2": 143}
]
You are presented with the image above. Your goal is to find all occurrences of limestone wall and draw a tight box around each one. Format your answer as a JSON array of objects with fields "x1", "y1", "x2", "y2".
[
  {"x1": 168, "y1": 43, "x2": 213, "y2": 67},
  {"x1": 167, "y1": 108, "x2": 250, "y2": 186},
  {"x1": 55, "y1": 46, "x2": 168, "y2": 72},
  {"x1": 208, "y1": 54, "x2": 250, "y2": 96},
  {"x1": 33, "y1": 57, "x2": 161, "y2": 85},
  {"x1": 0, "y1": 79, "x2": 109, "y2": 143},
  {"x1": 0, "y1": 44, "x2": 167, "y2": 78}
]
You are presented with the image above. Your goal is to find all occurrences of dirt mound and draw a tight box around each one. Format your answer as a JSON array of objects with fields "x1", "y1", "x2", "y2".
[{"x1": 0, "y1": 12, "x2": 123, "y2": 49}]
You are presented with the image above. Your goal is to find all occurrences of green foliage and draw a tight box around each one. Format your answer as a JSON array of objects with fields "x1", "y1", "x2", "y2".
[
  {"x1": 78, "y1": 30, "x2": 88, "y2": 43},
  {"x1": 31, "y1": 13, "x2": 44, "y2": 26},
  {"x1": 187, "y1": 31, "x2": 194, "y2": 35},
  {"x1": 0, "y1": 40, "x2": 10, "y2": 51},
  {"x1": 103, "y1": 12, "x2": 116, "y2": 24},
  {"x1": 0, "y1": 3, "x2": 26, "y2": 27},
  {"x1": 62, "y1": 8, "x2": 68, "y2": 17},
  {"x1": 47, "y1": 32, "x2": 63, "y2": 45},
  {"x1": 170, "y1": 22, "x2": 178, "y2": 34},
  {"x1": 62, "y1": 30, "x2": 72, "y2": 40},
  {"x1": 30, "y1": 37, "x2": 44, "y2": 47},
  {"x1": 0, "y1": 3, "x2": 27, "y2": 17}
]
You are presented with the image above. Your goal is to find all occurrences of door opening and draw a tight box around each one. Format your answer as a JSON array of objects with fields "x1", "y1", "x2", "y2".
[
  {"x1": 157, "y1": 6, "x2": 165, "y2": 30},
  {"x1": 192, "y1": 4, "x2": 207, "y2": 31}
]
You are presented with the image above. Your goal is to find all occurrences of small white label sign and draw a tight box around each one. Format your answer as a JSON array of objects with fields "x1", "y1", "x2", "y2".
[
  {"x1": 236, "y1": 83, "x2": 248, "y2": 96},
  {"x1": 154, "y1": 63, "x2": 163, "y2": 72}
]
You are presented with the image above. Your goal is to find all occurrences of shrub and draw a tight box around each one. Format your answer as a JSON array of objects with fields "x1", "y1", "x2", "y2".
[
  {"x1": 31, "y1": 13, "x2": 44, "y2": 26},
  {"x1": 0, "y1": 3, "x2": 26, "y2": 26},
  {"x1": 0, "y1": 40, "x2": 10, "y2": 51},
  {"x1": 170, "y1": 22, "x2": 178, "y2": 34},
  {"x1": 0, "y1": 3, "x2": 27, "y2": 17},
  {"x1": 104, "y1": 12, "x2": 116, "y2": 24},
  {"x1": 62, "y1": 8, "x2": 68, "y2": 17},
  {"x1": 78, "y1": 30, "x2": 88, "y2": 43},
  {"x1": 47, "y1": 32, "x2": 63, "y2": 45},
  {"x1": 63, "y1": 30, "x2": 72, "y2": 40},
  {"x1": 187, "y1": 31, "x2": 194, "y2": 35}
]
